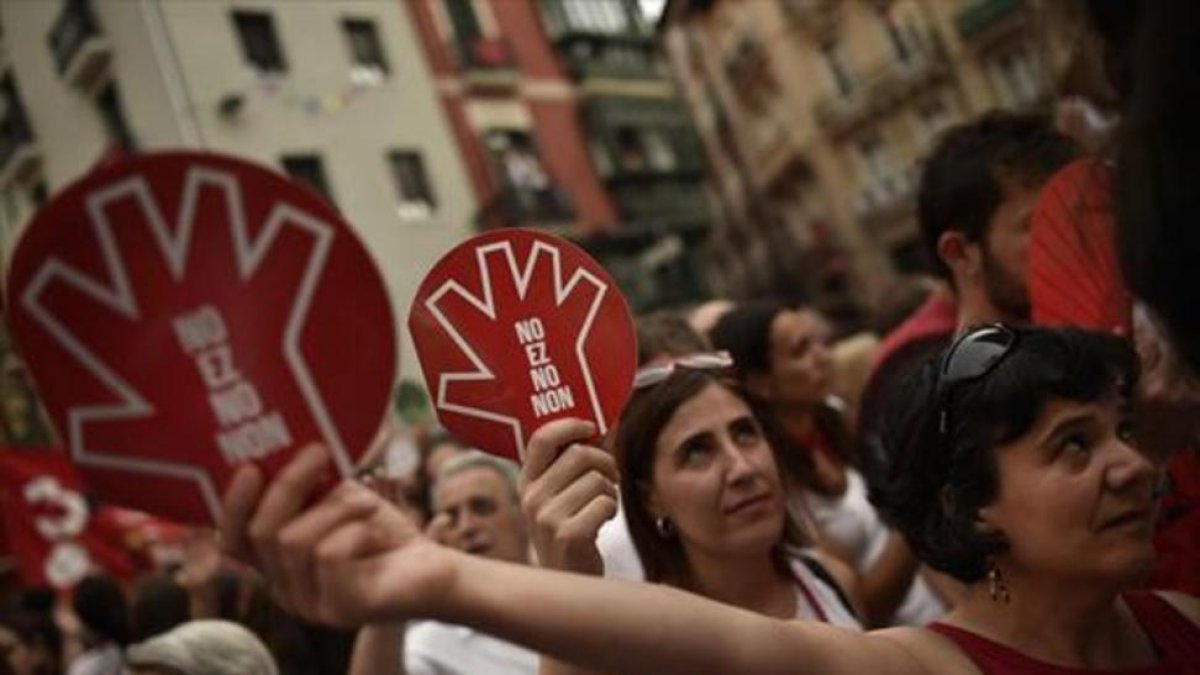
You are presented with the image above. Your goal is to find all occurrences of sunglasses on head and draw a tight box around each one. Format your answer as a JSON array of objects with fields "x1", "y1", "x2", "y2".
[
  {"x1": 633, "y1": 351, "x2": 735, "y2": 390},
  {"x1": 935, "y1": 324, "x2": 1017, "y2": 435}
]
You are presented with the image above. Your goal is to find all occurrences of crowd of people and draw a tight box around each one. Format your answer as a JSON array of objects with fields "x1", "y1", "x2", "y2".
[{"x1": 2, "y1": 0, "x2": 1198, "y2": 673}]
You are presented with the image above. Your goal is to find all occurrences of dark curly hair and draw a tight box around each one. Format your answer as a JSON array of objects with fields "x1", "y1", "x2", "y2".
[
  {"x1": 874, "y1": 326, "x2": 1138, "y2": 582},
  {"x1": 918, "y1": 110, "x2": 1079, "y2": 282}
]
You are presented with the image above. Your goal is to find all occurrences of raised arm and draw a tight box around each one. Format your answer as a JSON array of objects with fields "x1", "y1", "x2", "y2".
[
  {"x1": 221, "y1": 445, "x2": 933, "y2": 675},
  {"x1": 520, "y1": 419, "x2": 619, "y2": 675}
]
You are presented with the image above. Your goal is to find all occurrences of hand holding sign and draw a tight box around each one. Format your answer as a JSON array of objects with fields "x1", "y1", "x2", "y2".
[
  {"x1": 408, "y1": 230, "x2": 636, "y2": 461},
  {"x1": 5, "y1": 152, "x2": 397, "y2": 524}
]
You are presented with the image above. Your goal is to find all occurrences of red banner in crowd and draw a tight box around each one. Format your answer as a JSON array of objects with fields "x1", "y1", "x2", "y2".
[
  {"x1": 4, "y1": 152, "x2": 397, "y2": 524},
  {"x1": 0, "y1": 449, "x2": 134, "y2": 588},
  {"x1": 408, "y1": 230, "x2": 636, "y2": 461}
]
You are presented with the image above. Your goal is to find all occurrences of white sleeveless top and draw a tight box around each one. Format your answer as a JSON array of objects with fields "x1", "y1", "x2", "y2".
[
  {"x1": 790, "y1": 555, "x2": 862, "y2": 629},
  {"x1": 800, "y1": 469, "x2": 946, "y2": 626}
]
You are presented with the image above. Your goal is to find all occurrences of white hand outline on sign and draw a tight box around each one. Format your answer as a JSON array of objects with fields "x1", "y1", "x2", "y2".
[
  {"x1": 19, "y1": 165, "x2": 348, "y2": 520},
  {"x1": 425, "y1": 239, "x2": 608, "y2": 460}
]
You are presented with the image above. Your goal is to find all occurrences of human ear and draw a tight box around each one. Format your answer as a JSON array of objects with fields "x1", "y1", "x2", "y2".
[
  {"x1": 640, "y1": 480, "x2": 664, "y2": 520},
  {"x1": 974, "y1": 504, "x2": 1003, "y2": 537},
  {"x1": 937, "y1": 231, "x2": 981, "y2": 281}
]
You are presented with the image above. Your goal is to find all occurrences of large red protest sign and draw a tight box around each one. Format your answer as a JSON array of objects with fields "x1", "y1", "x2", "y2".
[
  {"x1": 4, "y1": 152, "x2": 396, "y2": 524},
  {"x1": 409, "y1": 230, "x2": 636, "y2": 461},
  {"x1": 0, "y1": 449, "x2": 135, "y2": 588}
]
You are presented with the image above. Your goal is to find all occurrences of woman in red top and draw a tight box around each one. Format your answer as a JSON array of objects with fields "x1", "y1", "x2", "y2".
[{"x1": 221, "y1": 325, "x2": 1200, "y2": 674}]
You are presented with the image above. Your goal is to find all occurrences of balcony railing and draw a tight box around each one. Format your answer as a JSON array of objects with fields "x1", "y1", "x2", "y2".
[
  {"x1": 854, "y1": 168, "x2": 918, "y2": 238},
  {"x1": 495, "y1": 185, "x2": 575, "y2": 226},
  {"x1": 813, "y1": 36, "x2": 948, "y2": 138},
  {"x1": 558, "y1": 32, "x2": 660, "y2": 82},
  {"x1": 47, "y1": 0, "x2": 111, "y2": 90},
  {"x1": 956, "y1": 0, "x2": 1023, "y2": 41},
  {"x1": 459, "y1": 35, "x2": 515, "y2": 71},
  {"x1": 457, "y1": 35, "x2": 518, "y2": 91}
]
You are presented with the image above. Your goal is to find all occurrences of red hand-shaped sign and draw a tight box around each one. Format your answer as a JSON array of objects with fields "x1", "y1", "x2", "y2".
[
  {"x1": 4, "y1": 152, "x2": 397, "y2": 524},
  {"x1": 409, "y1": 230, "x2": 636, "y2": 461}
]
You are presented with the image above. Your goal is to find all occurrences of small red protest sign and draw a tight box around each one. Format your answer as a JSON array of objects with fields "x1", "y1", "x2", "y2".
[
  {"x1": 0, "y1": 449, "x2": 135, "y2": 588},
  {"x1": 4, "y1": 152, "x2": 396, "y2": 524},
  {"x1": 408, "y1": 230, "x2": 636, "y2": 461}
]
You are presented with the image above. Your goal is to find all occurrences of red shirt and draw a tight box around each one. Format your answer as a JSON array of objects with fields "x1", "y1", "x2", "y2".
[{"x1": 929, "y1": 592, "x2": 1200, "y2": 674}]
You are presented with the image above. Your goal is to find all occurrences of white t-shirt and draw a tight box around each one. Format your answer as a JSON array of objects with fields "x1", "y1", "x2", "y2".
[
  {"x1": 801, "y1": 469, "x2": 946, "y2": 626},
  {"x1": 67, "y1": 644, "x2": 122, "y2": 675},
  {"x1": 405, "y1": 621, "x2": 536, "y2": 675},
  {"x1": 597, "y1": 500, "x2": 645, "y2": 581}
]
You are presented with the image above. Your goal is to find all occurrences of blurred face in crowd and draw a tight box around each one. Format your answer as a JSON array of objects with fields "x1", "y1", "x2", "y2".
[
  {"x1": 979, "y1": 395, "x2": 1160, "y2": 586},
  {"x1": 0, "y1": 627, "x2": 40, "y2": 675},
  {"x1": 979, "y1": 179, "x2": 1038, "y2": 320},
  {"x1": 647, "y1": 383, "x2": 786, "y2": 563},
  {"x1": 762, "y1": 309, "x2": 833, "y2": 409},
  {"x1": 424, "y1": 442, "x2": 467, "y2": 482},
  {"x1": 434, "y1": 466, "x2": 529, "y2": 564}
]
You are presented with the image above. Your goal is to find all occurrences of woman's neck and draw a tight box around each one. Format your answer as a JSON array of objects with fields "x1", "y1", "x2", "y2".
[
  {"x1": 948, "y1": 570, "x2": 1155, "y2": 668},
  {"x1": 776, "y1": 409, "x2": 817, "y2": 442},
  {"x1": 684, "y1": 549, "x2": 795, "y2": 619}
]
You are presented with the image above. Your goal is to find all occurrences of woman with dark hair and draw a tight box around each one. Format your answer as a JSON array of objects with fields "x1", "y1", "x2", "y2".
[
  {"x1": 515, "y1": 356, "x2": 861, "y2": 675},
  {"x1": 221, "y1": 325, "x2": 1200, "y2": 674},
  {"x1": 519, "y1": 357, "x2": 860, "y2": 632},
  {"x1": 709, "y1": 301, "x2": 944, "y2": 627}
]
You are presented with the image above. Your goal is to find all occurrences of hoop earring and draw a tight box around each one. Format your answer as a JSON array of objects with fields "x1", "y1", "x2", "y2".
[
  {"x1": 987, "y1": 560, "x2": 1011, "y2": 604},
  {"x1": 654, "y1": 516, "x2": 675, "y2": 539}
]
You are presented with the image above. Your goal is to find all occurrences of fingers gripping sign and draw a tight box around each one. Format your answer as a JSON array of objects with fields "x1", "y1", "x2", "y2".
[
  {"x1": 409, "y1": 231, "x2": 637, "y2": 462},
  {"x1": 5, "y1": 152, "x2": 397, "y2": 525},
  {"x1": 520, "y1": 419, "x2": 619, "y2": 575}
]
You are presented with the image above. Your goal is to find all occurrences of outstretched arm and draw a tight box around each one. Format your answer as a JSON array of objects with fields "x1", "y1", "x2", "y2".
[
  {"x1": 440, "y1": 551, "x2": 917, "y2": 675},
  {"x1": 221, "y1": 445, "x2": 930, "y2": 675}
]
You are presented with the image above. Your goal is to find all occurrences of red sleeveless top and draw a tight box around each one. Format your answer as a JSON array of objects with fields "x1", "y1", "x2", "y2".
[{"x1": 929, "y1": 593, "x2": 1200, "y2": 674}]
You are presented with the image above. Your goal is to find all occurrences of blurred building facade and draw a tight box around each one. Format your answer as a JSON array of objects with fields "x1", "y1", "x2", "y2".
[
  {"x1": 0, "y1": 0, "x2": 483, "y2": 441},
  {"x1": 661, "y1": 0, "x2": 1052, "y2": 309},
  {"x1": 406, "y1": 0, "x2": 714, "y2": 312}
]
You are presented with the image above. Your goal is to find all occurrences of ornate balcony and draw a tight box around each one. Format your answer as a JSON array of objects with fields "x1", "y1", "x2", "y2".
[{"x1": 814, "y1": 36, "x2": 948, "y2": 138}]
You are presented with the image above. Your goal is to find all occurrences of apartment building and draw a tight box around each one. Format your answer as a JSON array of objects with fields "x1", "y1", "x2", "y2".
[
  {"x1": 0, "y1": 0, "x2": 480, "y2": 442},
  {"x1": 662, "y1": 0, "x2": 1051, "y2": 308},
  {"x1": 407, "y1": 0, "x2": 715, "y2": 311}
]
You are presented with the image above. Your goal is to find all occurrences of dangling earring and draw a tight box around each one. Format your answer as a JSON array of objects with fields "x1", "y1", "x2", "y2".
[
  {"x1": 654, "y1": 516, "x2": 675, "y2": 539},
  {"x1": 987, "y1": 560, "x2": 1011, "y2": 603}
]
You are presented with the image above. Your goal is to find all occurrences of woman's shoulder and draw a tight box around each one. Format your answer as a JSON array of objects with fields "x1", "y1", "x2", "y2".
[{"x1": 865, "y1": 626, "x2": 983, "y2": 675}]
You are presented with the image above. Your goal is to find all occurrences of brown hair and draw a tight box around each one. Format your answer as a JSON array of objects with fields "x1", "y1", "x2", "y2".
[{"x1": 615, "y1": 368, "x2": 813, "y2": 589}]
